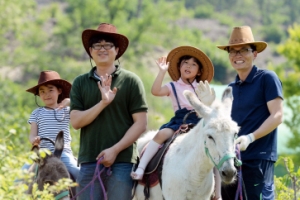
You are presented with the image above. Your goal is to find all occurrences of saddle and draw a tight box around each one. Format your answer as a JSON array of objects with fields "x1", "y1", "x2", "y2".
[
  {"x1": 144, "y1": 123, "x2": 195, "y2": 175},
  {"x1": 137, "y1": 123, "x2": 195, "y2": 199}
]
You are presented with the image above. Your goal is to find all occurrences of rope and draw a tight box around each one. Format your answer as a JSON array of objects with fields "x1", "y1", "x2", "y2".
[
  {"x1": 234, "y1": 144, "x2": 247, "y2": 200},
  {"x1": 71, "y1": 157, "x2": 111, "y2": 200}
]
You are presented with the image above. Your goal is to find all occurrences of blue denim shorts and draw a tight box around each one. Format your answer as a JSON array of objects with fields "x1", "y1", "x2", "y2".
[
  {"x1": 76, "y1": 162, "x2": 133, "y2": 200},
  {"x1": 160, "y1": 108, "x2": 200, "y2": 131}
]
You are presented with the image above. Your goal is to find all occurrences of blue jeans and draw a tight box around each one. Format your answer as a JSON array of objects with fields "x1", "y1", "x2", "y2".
[
  {"x1": 61, "y1": 151, "x2": 80, "y2": 180},
  {"x1": 76, "y1": 162, "x2": 133, "y2": 200}
]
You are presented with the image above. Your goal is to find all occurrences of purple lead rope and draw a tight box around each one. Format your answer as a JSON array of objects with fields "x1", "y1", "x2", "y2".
[
  {"x1": 72, "y1": 157, "x2": 111, "y2": 200},
  {"x1": 234, "y1": 145, "x2": 243, "y2": 200}
]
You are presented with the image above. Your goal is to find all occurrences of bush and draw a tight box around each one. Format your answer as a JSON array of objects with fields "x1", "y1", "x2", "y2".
[
  {"x1": 261, "y1": 25, "x2": 285, "y2": 44},
  {"x1": 194, "y1": 5, "x2": 214, "y2": 19}
]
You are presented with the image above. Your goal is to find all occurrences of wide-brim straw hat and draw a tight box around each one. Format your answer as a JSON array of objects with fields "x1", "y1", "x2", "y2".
[
  {"x1": 217, "y1": 26, "x2": 267, "y2": 53},
  {"x1": 26, "y1": 70, "x2": 72, "y2": 103},
  {"x1": 166, "y1": 46, "x2": 214, "y2": 83},
  {"x1": 82, "y1": 23, "x2": 129, "y2": 60}
]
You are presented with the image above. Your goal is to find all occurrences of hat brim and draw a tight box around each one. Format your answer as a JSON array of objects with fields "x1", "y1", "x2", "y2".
[
  {"x1": 82, "y1": 29, "x2": 129, "y2": 60},
  {"x1": 217, "y1": 41, "x2": 267, "y2": 53},
  {"x1": 166, "y1": 46, "x2": 214, "y2": 83},
  {"x1": 26, "y1": 79, "x2": 72, "y2": 103}
]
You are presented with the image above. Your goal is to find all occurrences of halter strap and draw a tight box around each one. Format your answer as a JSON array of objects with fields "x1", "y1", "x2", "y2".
[
  {"x1": 55, "y1": 190, "x2": 69, "y2": 200},
  {"x1": 170, "y1": 82, "x2": 181, "y2": 110},
  {"x1": 204, "y1": 144, "x2": 236, "y2": 170},
  {"x1": 202, "y1": 120, "x2": 242, "y2": 171}
]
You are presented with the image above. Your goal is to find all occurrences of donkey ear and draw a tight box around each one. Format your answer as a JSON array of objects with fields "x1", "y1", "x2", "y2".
[
  {"x1": 53, "y1": 131, "x2": 64, "y2": 159},
  {"x1": 183, "y1": 90, "x2": 212, "y2": 118},
  {"x1": 221, "y1": 87, "x2": 233, "y2": 112}
]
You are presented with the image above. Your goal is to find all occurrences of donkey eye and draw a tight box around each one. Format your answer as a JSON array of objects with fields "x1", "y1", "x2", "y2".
[
  {"x1": 234, "y1": 132, "x2": 238, "y2": 139},
  {"x1": 208, "y1": 135, "x2": 215, "y2": 143}
]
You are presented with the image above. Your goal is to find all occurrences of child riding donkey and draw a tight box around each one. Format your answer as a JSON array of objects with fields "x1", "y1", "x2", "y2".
[
  {"x1": 131, "y1": 46, "x2": 222, "y2": 199},
  {"x1": 26, "y1": 70, "x2": 79, "y2": 180}
]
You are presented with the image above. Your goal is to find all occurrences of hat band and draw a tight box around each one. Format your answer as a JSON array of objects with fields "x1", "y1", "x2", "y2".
[{"x1": 229, "y1": 38, "x2": 254, "y2": 44}]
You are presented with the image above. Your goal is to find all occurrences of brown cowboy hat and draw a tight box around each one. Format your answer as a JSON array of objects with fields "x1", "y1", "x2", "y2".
[
  {"x1": 166, "y1": 46, "x2": 214, "y2": 83},
  {"x1": 26, "y1": 70, "x2": 72, "y2": 103},
  {"x1": 82, "y1": 23, "x2": 129, "y2": 60},
  {"x1": 217, "y1": 26, "x2": 267, "y2": 53}
]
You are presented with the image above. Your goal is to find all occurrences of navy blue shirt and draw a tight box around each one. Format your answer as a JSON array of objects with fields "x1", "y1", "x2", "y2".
[{"x1": 229, "y1": 66, "x2": 283, "y2": 161}]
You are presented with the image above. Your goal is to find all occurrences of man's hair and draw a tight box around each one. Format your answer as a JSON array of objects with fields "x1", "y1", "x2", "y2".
[
  {"x1": 177, "y1": 55, "x2": 203, "y2": 75},
  {"x1": 249, "y1": 44, "x2": 257, "y2": 51},
  {"x1": 89, "y1": 35, "x2": 117, "y2": 47}
]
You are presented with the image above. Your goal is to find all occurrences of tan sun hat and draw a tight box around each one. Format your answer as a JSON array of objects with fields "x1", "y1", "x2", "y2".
[
  {"x1": 217, "y1": 26, "x2": 267, "y2": 53},
  {"x1": 166, "y1": 46, "x2": 214, "y2": 83},
  {"x1": 82, "y1": 23, "x2": 129, "y2": 60},
  {"x1": 26, "y1": 70, "x2": 72, "y2": 103}
]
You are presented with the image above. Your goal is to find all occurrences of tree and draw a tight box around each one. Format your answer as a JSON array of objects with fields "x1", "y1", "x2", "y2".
[{"x1": 275, "y1": 24, "x2": 300, "y2": 162}]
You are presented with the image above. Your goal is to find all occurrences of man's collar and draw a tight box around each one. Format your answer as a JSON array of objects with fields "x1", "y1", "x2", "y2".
[
  {"x1": 235, "y1": 65, "x2": 257, "y2": 84},
  {"x1": 89, "y1": 65, "x2": 121, "y2": 79}
]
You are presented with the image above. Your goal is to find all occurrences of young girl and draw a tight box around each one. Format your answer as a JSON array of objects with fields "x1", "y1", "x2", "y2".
[
  {"x1": 131, "y1": 46, "x2": 222, "y2": 199},
  {"x1": 131, "y1": 46, "x2": 214, "y2": 180},
  {"x1": 26, "y1": 70, "x2": 79, "y2": 180}
]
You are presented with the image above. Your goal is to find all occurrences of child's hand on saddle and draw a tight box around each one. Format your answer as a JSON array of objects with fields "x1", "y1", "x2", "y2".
[
  {"x1": 196, "y1": 80, "x2": 216, "y2": 106},
  {"x1": 155, "y1": 57, "x2": 169, "y2": 72},
  {"x1": 32, "y1": 136, "x2": 41, "y2": 146}
]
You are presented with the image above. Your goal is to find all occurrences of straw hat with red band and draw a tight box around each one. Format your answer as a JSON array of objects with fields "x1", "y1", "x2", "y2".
[
  {"x1": 26, "y1": 70, "x2": 72, "y2": 104},
  {"x1": 82, "y1": 23, "x2": 129, "y2": 60},
  {"x1": 167, "y1": 46, "x2": 214, "y2": 83},
  {"x1": 217, "y1": 26, "x2": 268, "y2": 53}
]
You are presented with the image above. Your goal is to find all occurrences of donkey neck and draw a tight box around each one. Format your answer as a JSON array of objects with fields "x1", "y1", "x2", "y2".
[{"x1": 179, "y1": 120, "x2": 215, "y2": 187}]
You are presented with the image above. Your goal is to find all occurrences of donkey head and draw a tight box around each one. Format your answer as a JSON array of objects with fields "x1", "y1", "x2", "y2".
[
  {"x1": 31, "y1": 131, "x2": 70, "y2": 191},
  {"x1": 183, "y1": 87, "x2": 239, "y2": 184}
]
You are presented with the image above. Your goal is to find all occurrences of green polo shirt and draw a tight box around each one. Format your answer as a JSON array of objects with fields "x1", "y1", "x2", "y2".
[{"x1": 70, "y1": 66, "x2": 148, "y2": 164}]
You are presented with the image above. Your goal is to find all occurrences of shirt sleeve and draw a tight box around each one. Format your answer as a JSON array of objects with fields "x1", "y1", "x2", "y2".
[
  {"x1": 70, "y1": 76, "x2": 84, "y2": 111},
  {"x1": 28, "y1": 108, "x2": 38, "y2": 124},
  {"x1": 263, "y1": 71, "x2": 283, "y2": 102},
  {"x1": 128, "y1": 74, "x2": 148, "y2": 114}
]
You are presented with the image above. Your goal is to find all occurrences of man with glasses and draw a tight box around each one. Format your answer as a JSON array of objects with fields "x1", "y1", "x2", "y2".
[
  {"x1": 217, "y1": 26, "x2": 283, "y2": 200},
  {"x1": 70, "y1": 23, "x2": 148, "y2": 199}
]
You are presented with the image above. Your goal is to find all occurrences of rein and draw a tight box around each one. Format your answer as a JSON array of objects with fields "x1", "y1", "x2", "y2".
[
  {"x1": 71, "y1": 157, "x2": 110, "y2": 200},
  {"x1": 234, "y1": 144, "x2": 247, "y2": 200}
]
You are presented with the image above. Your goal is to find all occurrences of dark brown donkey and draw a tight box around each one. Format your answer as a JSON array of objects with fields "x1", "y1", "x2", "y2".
[{"x1": 27, "y1": 131, "x2": 76, "y2": 199}]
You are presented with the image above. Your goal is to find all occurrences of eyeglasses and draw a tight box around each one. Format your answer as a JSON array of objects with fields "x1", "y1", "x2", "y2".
[
  {"x1": 92, "y1": 43, "x2": 114, "y2": 50},
  {"x1": 228, "y1": 48, "x2": 253, "y2": 57}
]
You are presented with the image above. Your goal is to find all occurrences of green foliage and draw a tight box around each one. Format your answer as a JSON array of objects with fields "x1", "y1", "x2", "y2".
[
  {"x1": 1, "y1": 0, "x2": 300, "y2": 198},
  {"x1": 275, "y1": 157, "x2": 300, "y2": 199},
  {"x1": 275, "y1": 25, "x2": 300, "y2": 163},
  {"x1": 193, "y1": 4, "x2": 214, "y2": 19},
  {"x1": 0, "y1": 132, "x2": 76, "y2": 200},
  {"x1": 261, "y1": 24, "x2": 285, "y2": 44}
]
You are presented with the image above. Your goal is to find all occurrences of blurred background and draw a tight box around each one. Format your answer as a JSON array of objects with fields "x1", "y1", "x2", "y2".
[{"x1": 1, "y1": 0, "x2": 300, "y2": 179}]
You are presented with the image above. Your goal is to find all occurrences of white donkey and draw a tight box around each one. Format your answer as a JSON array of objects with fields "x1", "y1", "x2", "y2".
[{"x1": 134, "y1": 87, "x2": 239, "y2": 200}]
